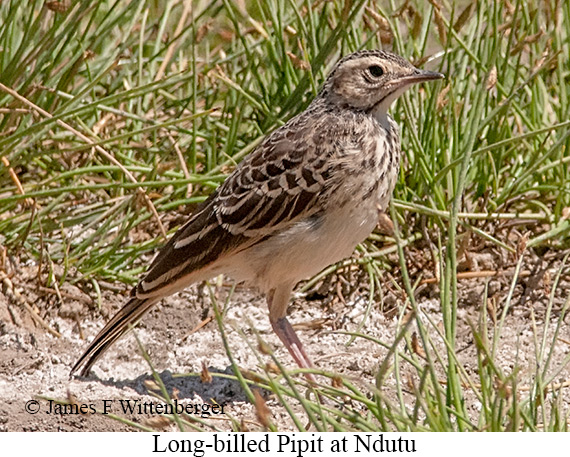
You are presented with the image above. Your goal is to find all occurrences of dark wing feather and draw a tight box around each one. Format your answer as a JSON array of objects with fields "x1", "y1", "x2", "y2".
[
  {"x1": 136, "y1": 192, "x2": 249, "y2": 297},
  {"x1": 214, "y1": 132, "x2": 330, "y2": 237}
]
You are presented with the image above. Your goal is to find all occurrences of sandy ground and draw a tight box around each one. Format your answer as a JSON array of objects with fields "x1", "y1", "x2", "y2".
[{"x1": 1, "y1": 251, "x2": 569, "y2": 431}]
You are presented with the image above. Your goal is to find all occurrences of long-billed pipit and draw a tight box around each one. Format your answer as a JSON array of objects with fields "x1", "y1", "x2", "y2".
[{"x1": 72, "y1": 50, "x2": 443, "y2": 380}]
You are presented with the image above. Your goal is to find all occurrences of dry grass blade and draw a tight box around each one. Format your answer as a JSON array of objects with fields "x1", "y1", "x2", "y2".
[{"x1": 0, "y1": 82, "x2": 167, "y2": 238}]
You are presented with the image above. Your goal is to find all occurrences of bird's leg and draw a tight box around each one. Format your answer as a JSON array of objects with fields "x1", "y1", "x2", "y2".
[
  {"x1": 267, "y1": 286, "x2": 317, "y2": 385},
  {"x1": 271, "y1": 317, "x2": 314, "y2": 369}
]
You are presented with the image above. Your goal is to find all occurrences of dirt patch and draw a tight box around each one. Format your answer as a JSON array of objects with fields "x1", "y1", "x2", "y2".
[{"x1": 1, "y1": 253, "x2": 569, "y2": 431}]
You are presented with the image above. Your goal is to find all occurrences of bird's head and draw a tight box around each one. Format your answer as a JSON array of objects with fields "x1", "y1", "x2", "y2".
[{"x1": 322, "y1": 50, "x2": 444, "y2": 119}]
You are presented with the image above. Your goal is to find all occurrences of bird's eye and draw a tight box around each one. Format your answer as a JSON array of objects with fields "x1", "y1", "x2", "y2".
[{"x1": 368, "y1": 65, "x2": 384, "y2": 77}]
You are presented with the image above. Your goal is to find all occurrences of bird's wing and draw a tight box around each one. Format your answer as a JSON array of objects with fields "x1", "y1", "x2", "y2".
[{"x1": 136, "y1": 114, "x2": 336, "y2": 298}]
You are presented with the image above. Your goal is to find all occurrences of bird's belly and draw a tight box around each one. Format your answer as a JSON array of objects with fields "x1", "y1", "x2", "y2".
[{"x1": 227, "y1": 197, "x2": 379, "y2": 292}]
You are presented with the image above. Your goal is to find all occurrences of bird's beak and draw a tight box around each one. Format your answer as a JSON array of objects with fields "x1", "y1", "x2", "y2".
[{"x1": 400, "y1": 69, "x2": 445, "y2": 86}]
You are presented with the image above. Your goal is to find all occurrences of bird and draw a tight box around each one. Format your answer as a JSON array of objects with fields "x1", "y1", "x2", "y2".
[{"x1": 71, "y1": 50, "x2": 443, "y2": 380}]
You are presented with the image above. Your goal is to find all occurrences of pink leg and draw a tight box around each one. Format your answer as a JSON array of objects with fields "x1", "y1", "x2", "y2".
[
  {"x1": 267, "y1": 286, "x2": 317, "y2": 384},
  {"x1": 270, "y1": 316, "x2": 317, "y2": 384}
]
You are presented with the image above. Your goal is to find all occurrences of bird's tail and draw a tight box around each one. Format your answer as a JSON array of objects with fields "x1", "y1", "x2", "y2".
[{"x1": 70, "y1": 294, "x2": 159, "y2": 377}]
